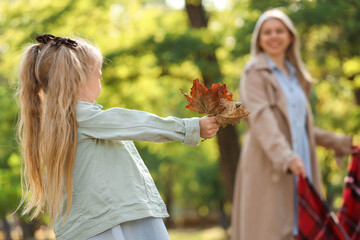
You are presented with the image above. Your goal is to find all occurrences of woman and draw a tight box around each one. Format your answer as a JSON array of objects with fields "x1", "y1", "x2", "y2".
[{"x1": 231, "y1": 9, "x2": 353, "y2": 239}]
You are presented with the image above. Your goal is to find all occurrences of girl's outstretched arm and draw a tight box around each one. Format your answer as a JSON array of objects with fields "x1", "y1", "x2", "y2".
[{"x1": 78, "y1": 102, "x2": 220, "y2": 145}]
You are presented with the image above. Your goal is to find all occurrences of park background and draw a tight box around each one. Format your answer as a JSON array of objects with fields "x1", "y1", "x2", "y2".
[{"x1": 0, "y1": 0, "x2": 359, "y2": 239}]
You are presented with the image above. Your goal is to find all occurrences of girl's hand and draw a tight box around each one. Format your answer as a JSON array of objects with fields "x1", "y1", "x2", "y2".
[
  {"x1": 289, "y1": 156, "x2": 306, "y2": 177},
  {"x1": 200, "y1": 116, "x2": 220, "y2": 139}
]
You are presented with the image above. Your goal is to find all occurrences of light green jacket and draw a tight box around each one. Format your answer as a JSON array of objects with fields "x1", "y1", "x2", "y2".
[{"x1": 54, "y1": 101, "x2": 200, "y2": 240}]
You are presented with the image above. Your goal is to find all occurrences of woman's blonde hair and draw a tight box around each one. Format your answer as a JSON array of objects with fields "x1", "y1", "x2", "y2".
[
  {"x1": 250, "y1": 8, "x2": 311, "y2": 81},
  {"x1": 17, "y1": 35, "x2": 102, "y2": 221}
]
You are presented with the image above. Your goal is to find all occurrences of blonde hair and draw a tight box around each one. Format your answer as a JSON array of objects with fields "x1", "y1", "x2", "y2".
[
  {"x1": 17, "y1": 36, "x2": 102, "y2": 221},
  {"x1": 250, "y1": 8, "x2": 311, "y2": 81}
]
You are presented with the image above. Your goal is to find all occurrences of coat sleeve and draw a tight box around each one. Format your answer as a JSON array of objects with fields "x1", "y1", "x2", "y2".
[
  {"x1": 313, "y1": 127, "x2": 352, "y2": 165},
  {"x1": 241, "y1": 68, "x2": 297, "y2": 172},
  {"x1": 77, "y1": 105, "x2": 200, "y2": 146}
]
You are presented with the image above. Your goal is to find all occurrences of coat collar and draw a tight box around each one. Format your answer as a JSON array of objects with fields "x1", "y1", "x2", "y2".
[
  {"x1": 249, "y1": 52, "x2": 312, "y2": 98},
  {"x1": 251, "y1": 52, "x2": 271, "y2": 71},
  {"x1": 249, "y1": 53, "x2": 285, "y2": 94}
]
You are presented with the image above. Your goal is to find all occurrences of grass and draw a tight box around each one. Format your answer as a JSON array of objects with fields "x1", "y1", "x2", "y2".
[
  {"x1": 0, "y1": 226, "x2": 229, "y2": 240},
  {"x1": 169, "y1": 226, "x2": 229, "y2": 240}
]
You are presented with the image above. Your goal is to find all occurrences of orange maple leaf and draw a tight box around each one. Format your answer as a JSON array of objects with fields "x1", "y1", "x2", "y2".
[
  {"x1": 181, "y1": 78, "x2": 250, "y2": 126},
  {"x1": 180, "y1": 78, "x2": 233, "y2": 115}
]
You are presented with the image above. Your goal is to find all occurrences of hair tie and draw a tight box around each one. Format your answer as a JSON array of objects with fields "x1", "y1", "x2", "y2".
[{"x1": 36, "y1": 34, "x2": 78, "y2": 49}]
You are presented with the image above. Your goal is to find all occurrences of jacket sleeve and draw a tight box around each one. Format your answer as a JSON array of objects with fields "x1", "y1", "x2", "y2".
[
  {"x1": 241, "y1": 69, "x2": 297, "y2": 172},
  {"x1": 313, "y1": 127, "x2": 352, "y2": 165},
  {"x1": 77, "y1": 105, "x2": 200, "y2": 146}
]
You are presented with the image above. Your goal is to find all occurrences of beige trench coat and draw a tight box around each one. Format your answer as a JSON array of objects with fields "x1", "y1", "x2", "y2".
[{"x1": 231, "y1": 53, "x2": 352, "y2": 240}]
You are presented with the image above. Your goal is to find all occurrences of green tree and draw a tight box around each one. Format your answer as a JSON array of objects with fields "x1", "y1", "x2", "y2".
[{"x1": 1, "y1": 0, "x2": 359, "y2": 238}]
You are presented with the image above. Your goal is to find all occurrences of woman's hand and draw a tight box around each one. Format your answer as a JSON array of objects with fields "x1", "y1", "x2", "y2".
[
  {"x1": 289, "y1": 156, "x2": 306, "y2": 177},
  {"x1": 352, "y1": 146, "x2": 359, "y2": 154},
  {"x1": 200, "y1": 116, "x2": 220, "y2": 139}
]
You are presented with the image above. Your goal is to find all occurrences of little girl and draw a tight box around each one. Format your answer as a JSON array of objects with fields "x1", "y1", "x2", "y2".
[{"x1": 17, "y1": 34, "x2": 219, "y2": 240}]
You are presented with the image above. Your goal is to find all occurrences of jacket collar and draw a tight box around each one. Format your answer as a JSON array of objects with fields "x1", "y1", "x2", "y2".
[{"x1": 78, "y1": 100, "x2": 104, "y2": 109}]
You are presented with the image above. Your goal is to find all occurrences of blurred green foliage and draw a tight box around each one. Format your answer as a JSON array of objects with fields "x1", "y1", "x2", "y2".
[{"x1": 1, "y1": 0, "x2": 360, "y2": 234}]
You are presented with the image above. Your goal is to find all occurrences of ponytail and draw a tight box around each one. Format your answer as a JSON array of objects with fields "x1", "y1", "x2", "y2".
[
  {"x1": 18, "y1": 44, "x2": 45, "y2": 219},
  {"x1": 17, "y1": 36, "x2": 103, "y2": 221}
]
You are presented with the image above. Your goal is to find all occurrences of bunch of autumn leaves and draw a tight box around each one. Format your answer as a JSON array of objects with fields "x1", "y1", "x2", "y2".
[{"x1": 180, "y1": 79, "x2": 249, "y2": 126}]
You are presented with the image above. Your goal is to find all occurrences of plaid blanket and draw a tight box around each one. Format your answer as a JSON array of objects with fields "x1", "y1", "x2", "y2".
[
  {"x1": 337, "y1": 146, "x2": 360, "y2": 239},
  {"x1": 298, "y1": 147, "x2": 360, "y2": 239},
  {"x1": 297, "y1": 176, "x2": 349, "y2": 240}
]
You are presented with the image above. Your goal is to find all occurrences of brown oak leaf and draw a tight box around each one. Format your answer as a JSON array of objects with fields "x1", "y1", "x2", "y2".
[{"x1": 214, "y1": 98, "x2": 250, "y2": 126}]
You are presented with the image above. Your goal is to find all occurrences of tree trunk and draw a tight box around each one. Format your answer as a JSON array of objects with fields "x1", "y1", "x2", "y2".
[
  {"x1": 2, "y1": 217, "x2": 12, "y2": 240},
  {"x1": 354, "y1": 88, "x2": 360, "y2": 105},
  {"x1": 185, "y1": 0, "x2": 240, "y2": 202},
  {"x1": 348, "y1": 74, "x2": 360, "y2": 105},
  {"x1": 185, "y1": 1, "x2": 208, "y2": 29},
  {"x1": 219, "y1": 200, "x2": 230, "y2": 237},
  {"x1": 19, "y1": 218, "x2": 40, "y2": 240},
  {"x1": 217, "y1": 125, "x2": 240, "y2": 200}
]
